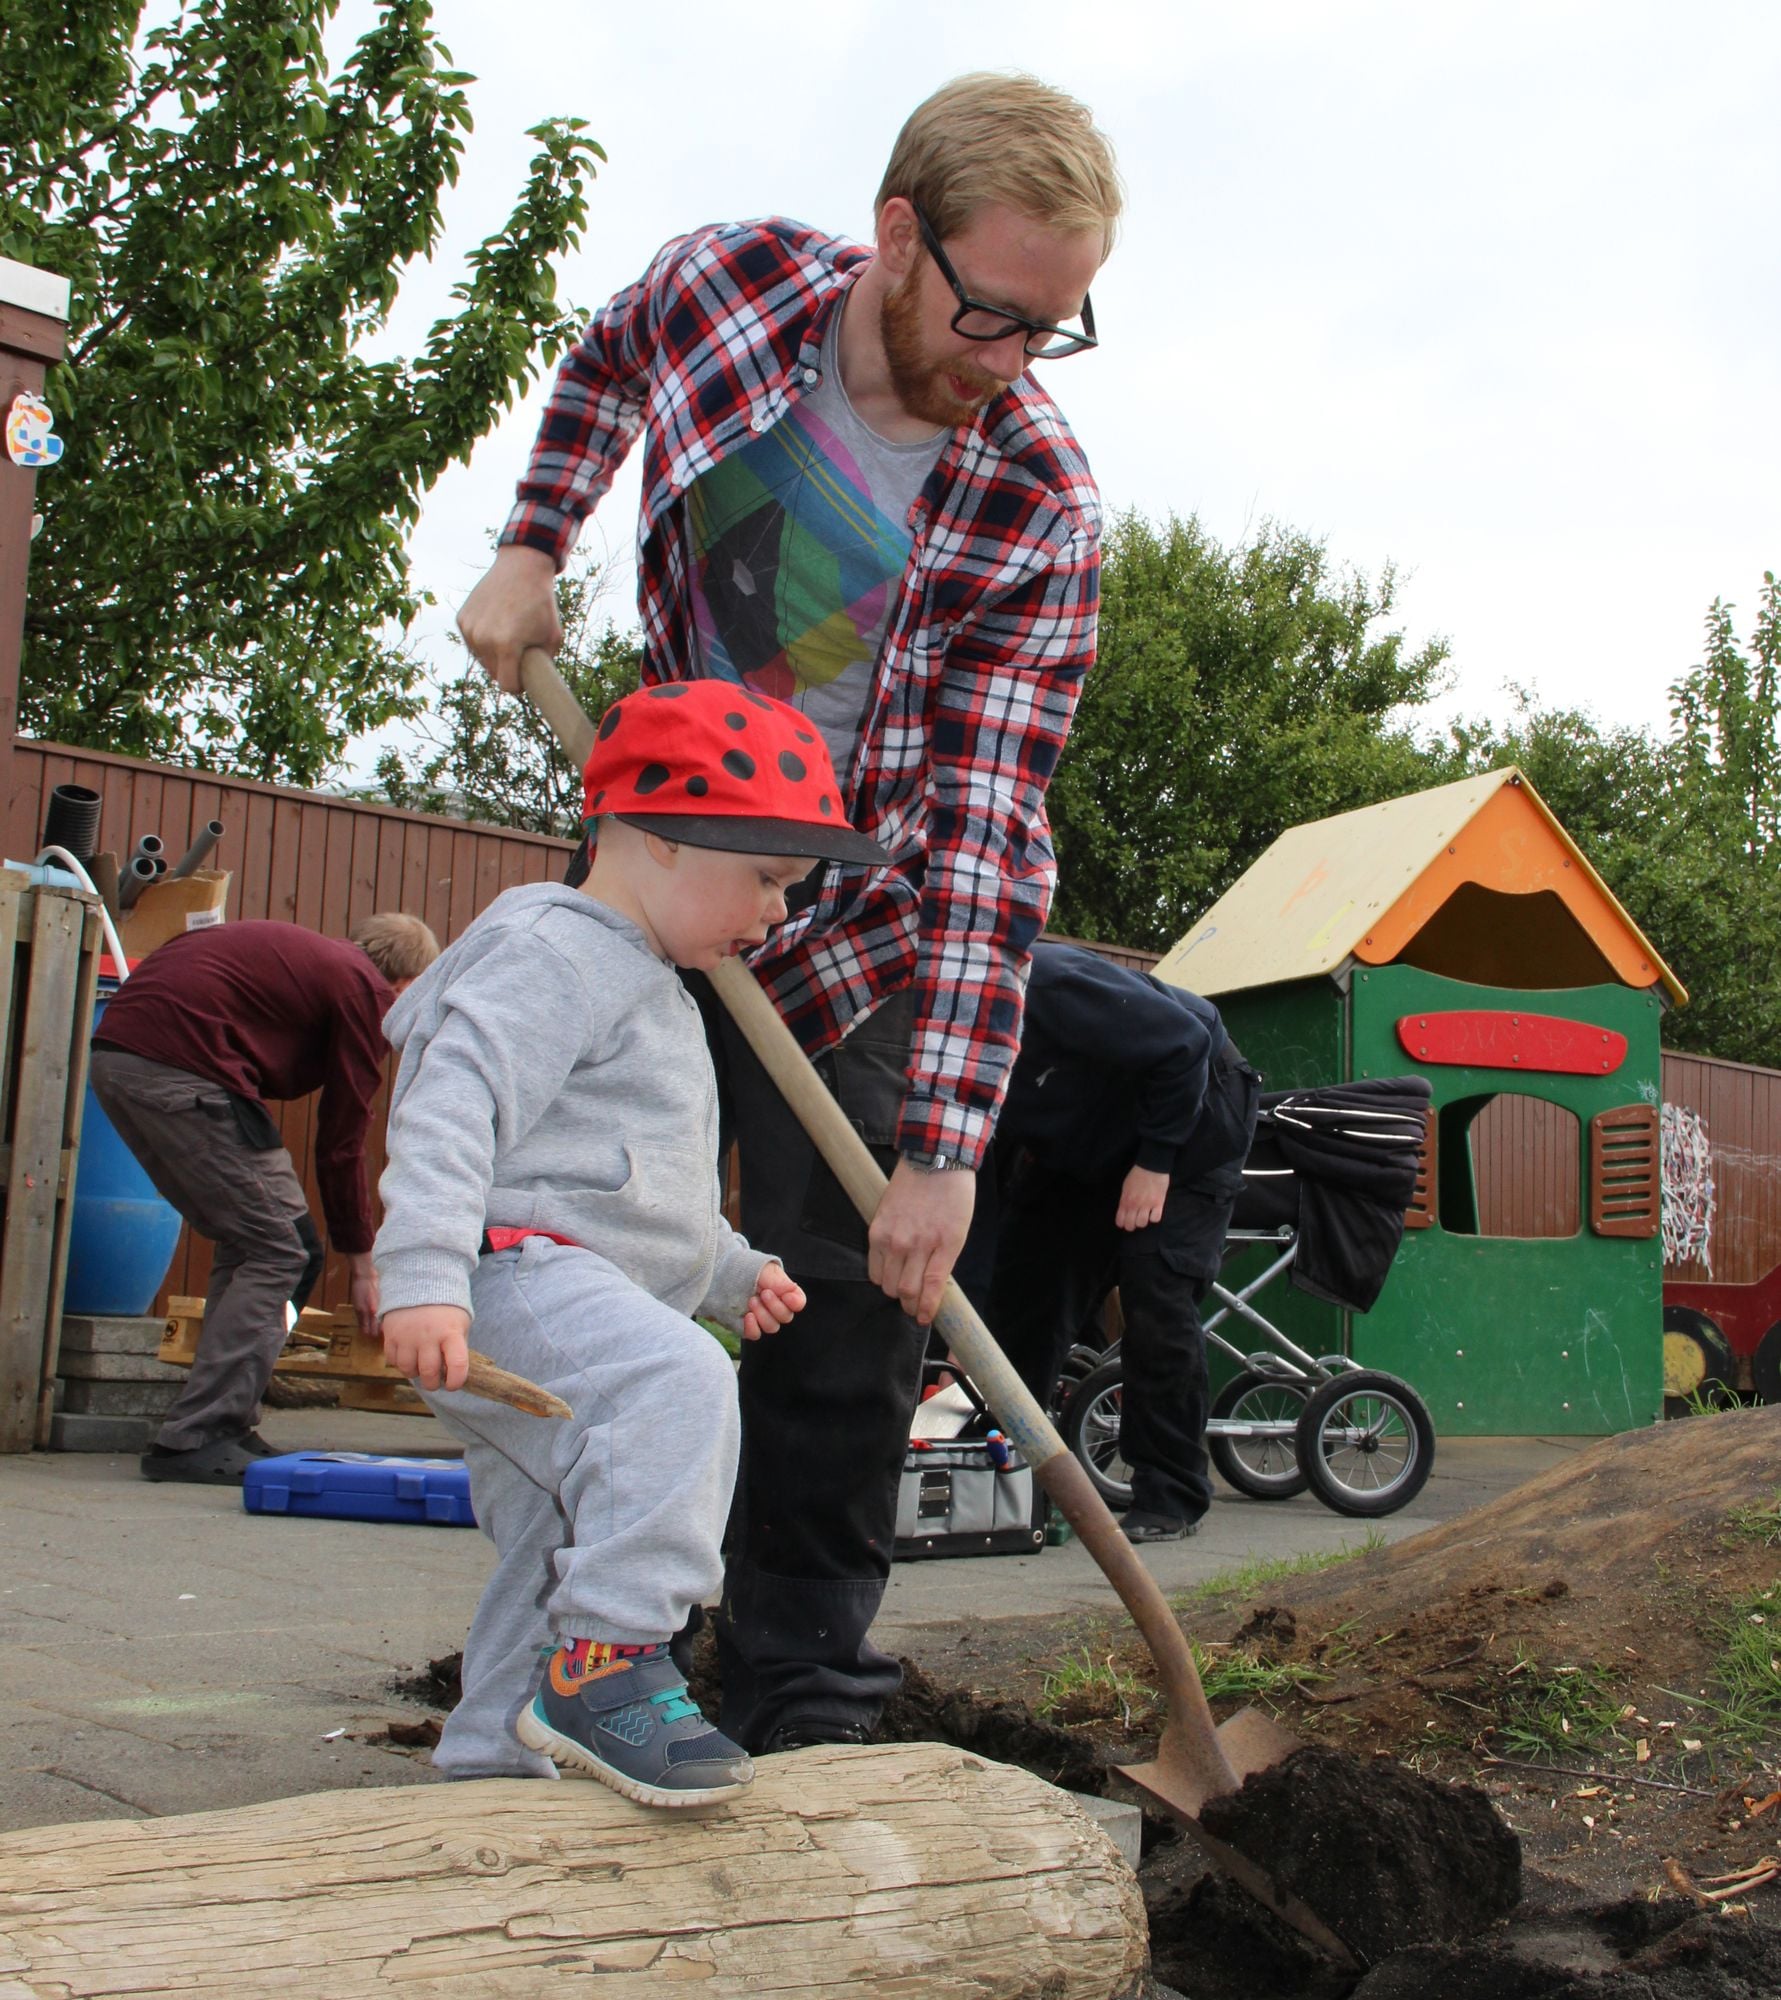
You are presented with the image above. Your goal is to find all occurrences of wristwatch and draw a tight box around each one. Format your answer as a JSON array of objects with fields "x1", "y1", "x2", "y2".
[{"x1": 903, "y1": 1149, "x2": 960, "y2": 1173}]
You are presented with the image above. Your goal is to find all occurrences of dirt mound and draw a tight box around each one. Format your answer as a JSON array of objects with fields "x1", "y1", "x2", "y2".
[
  {"x1": 1199, "y1": 1745, "x2": 1521, "y2": 1961},
  {"x1": 1261, "y1": 1405, "x2": 1780, "y2": 1634}
]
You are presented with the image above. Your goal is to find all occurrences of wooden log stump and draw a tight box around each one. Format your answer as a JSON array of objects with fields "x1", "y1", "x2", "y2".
[{"x1": 0, "y1": 1742, "x2": 1148, "y2": 1998}]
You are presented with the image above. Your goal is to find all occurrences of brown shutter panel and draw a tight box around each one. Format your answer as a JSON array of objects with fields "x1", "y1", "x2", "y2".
[
  {"x1": 1404, "y1": 1108, "x2": 1438, "y2": 1230},
  {"x1": 1589, "y1": 1103, "x2": 1660, "y2": 1237}
]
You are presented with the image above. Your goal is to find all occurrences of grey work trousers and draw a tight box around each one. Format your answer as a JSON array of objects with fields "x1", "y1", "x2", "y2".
[
  {"x1": 422, "y1": 1236, "x2": 741, "y2": 1780},
  {"x1": 87, "y1": 1049, "x2": 313, "y2": 1452}
]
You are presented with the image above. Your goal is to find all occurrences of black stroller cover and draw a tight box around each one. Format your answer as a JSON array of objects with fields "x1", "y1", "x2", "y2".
[{"x1": 1230, "y1": 1076, "x2": 1434, "y2": 1314}]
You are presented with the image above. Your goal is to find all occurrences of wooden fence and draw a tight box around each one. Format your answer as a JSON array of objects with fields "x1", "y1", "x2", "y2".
[
  {"x1": 17, "y1": 733, "x2": 1775, "y2": 1325},
  {"x1": 6, "y1": 738, "x2": 575, "y2": 1316}
]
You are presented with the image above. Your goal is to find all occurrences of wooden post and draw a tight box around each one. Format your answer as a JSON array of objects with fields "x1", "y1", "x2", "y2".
[
  {"x1": 0, "y1": 870, "x2": 102, "y2": 1450},
  {"x1": 0, "y1": 256, "x2": 71, "y2": 816}
]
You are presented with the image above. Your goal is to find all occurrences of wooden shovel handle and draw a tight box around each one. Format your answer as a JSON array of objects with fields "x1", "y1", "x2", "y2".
[
  {"x1": 519, "y1": 647, "x2": 597, "y2": 769},
  {"x1": 462, "y1": 1351, "x2": 571, "y2": 1420},
  {"x1": 707, "y1": 954, "x2": 1241, "y2": 1805}
]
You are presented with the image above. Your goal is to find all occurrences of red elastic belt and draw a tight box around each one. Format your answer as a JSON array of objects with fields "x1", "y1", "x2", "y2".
[{"x1": 481, "y1": 1227, "x2": 580, "y2": 1254}]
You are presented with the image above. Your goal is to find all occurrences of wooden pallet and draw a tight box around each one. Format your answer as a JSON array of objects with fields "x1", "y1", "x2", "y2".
[
  {"x1": 159, "y1": 1296, "x2": 429, "y2": 1415},
  {"x1": 0, "y1": 868, "x2": 104, "y2": 1451}
]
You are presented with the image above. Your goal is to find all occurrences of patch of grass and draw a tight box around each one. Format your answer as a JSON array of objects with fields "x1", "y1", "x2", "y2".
[
  {"x1": 1192, "y1": 1643, "x2": 1328, "y2": 1706},
  {"x1": 1493, "y1": 1650, "x2": 1628, "y2": 1759},
  {"x1": 1698, "y1": 1588, "x2": 1781, "y2": 1743},
  {"x1": 1037, "y1": 1648, "x2": 1158, "y2": 1729},
  {"x1": 1724, "y1": 1491, "x2": 1781, "y2": 1550},
  {"x1": 1671, "y1": 1382, "x2": 1740, "y2": 1418},
  {"x1": 1036, "y1": 1640, "x2": 1327, "y2": 1730},
  {"x1": 1172, "y1": 1529, "x2": 1387, "y2": 1609}
]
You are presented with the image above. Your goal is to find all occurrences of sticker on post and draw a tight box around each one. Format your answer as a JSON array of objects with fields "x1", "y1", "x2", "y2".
[
  {"x1": 5, "y1": 393, "x2": 64, "y2": 468},
  {"x1": 185, "y1": 909, "x2": 224, "y2": 931}
]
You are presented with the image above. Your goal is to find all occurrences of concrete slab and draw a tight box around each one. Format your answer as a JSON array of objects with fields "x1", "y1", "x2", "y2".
[{"x1": 0, "y1": 1409, "x2": 1585, "y2": 1835}]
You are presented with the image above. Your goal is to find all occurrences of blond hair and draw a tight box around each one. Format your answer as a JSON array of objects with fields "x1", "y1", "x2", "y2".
[
  {"x1": 350, "y1": 911, "x2": 439, "y2": 983},
  {"x1": 876, "y1": 73, "x2": 1123, "y2": 259}
]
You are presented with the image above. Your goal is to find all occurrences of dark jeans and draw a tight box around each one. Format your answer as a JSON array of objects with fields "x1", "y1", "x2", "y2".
[
  {"x1": 690, "y1": 979, "x2": 930, "y2": 1750},
  {"x1": 984, "y1": 1048, "x2": 1260, "y2": 1523}
]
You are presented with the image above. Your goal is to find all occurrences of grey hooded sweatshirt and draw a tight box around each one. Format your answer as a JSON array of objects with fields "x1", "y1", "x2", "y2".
[{"x1": 374, "y1": 883, "x2": 771, "y2": 1330}]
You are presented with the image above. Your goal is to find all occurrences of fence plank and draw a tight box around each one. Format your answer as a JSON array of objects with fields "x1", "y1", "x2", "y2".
[{"x1": 0, "y1": 889, "x2": 89, "y2": 1450}]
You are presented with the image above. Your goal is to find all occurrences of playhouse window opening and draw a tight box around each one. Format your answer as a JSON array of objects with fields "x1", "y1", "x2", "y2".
[
  {"x1": 1438, "y1": 1092, "x2": 1582, "y2": 1239},
  {"x1": 1397, "y1": 883, "x2": 1621, "y2": 991}
]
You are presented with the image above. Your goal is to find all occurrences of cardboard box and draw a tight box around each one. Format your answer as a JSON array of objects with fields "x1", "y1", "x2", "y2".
[{"x1": 117, "y1": 868, "x2": 231, "y2": 960}]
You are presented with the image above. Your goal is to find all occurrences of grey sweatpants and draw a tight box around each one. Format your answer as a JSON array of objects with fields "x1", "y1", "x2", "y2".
[
  {"x1": 422, "y1": 1235, "x2": 741, "y2": 1780},
  {"x1": 87, "y1": 1048, "x2": 313, "y2": 1452}
]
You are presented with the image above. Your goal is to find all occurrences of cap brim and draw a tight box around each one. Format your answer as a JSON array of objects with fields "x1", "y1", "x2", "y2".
[{"x1": 613, "y1": 812, "x2": 890, "y2": 868}]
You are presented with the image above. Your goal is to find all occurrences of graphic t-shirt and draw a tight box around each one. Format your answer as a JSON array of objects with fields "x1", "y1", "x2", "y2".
[{"x1": 687, "y1": 305, "x2": 947, "y2": 777}]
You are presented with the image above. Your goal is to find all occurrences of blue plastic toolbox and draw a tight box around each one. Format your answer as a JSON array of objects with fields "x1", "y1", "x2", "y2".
[{"x1": 243, "y1": 1452, "x2": 476, "y2": 1527}]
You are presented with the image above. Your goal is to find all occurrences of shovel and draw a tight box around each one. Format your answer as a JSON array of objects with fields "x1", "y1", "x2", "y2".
[{"x1": 513, "y1": 647, "x2": 1348, "y2": 1962}]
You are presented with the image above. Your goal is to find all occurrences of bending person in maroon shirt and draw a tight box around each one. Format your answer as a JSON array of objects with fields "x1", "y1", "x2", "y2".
[{"x1": 88, "y1": 913, "x2": 439, "y2": 1484}]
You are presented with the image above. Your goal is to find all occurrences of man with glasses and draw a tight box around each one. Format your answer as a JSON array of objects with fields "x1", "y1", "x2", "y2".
[{"x1": 456, "y1": 72, "x2": 1121, "y2": 1761}]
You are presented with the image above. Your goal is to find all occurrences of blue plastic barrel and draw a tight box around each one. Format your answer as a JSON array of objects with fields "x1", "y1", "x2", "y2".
[{"x1": 63, "y1": 986, "x2": 184, "y2": 1316}]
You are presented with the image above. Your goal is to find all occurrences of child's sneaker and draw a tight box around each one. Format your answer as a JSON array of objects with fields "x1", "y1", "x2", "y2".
[{"x1": 517, "y1": 1640, "x2": 754, "y2": 1808}]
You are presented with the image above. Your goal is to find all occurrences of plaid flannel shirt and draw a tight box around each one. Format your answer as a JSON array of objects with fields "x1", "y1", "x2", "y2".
[{"x1": 502, "y1": 217, "x2": 1101, "y2": 1168}]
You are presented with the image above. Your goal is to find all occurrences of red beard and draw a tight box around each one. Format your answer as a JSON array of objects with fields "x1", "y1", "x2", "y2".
[{"x1": 880, "y1": 267, "x2": 1008, "y2": 429}]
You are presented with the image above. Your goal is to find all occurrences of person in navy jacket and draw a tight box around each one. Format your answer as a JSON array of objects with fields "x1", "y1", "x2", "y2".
[{"x1": 968, "y1": 941, "x2": 1261, "y2": 1540}]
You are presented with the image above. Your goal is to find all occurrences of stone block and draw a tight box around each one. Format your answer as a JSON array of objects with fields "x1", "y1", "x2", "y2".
[
  {"x1": 59, "y1": 1378, "x2": 182, "y2": 1418},
  {"x1": 56, "y1": 1346, "x2": 188, "y2": 1383},
  {"x1": 1070, "y1": 1791, "x2": 1142, "y2": 1870},
  {"x1": 48, "y1": 1411, "x2": 154, "y2": 1453},
  {"x1": 55, "y1": 1315, "x2": 169, "y2": 1357}
]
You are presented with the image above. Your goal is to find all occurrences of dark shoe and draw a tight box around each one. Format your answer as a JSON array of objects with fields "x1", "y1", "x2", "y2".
[
  {"x1": 1120, "y1": 1508, "x2": 1199, "y2": 1544},
  {"x1": 759, "y1": 1720, "x2": 873, "y2": 1754},
  {"x1": 139, "y1": 1435, "x2": 263, "y2": 1483},
  {"x1": 517, "y1": 1641, "x2": 753, "y2": 1808},
  {"x1": 237, "y1": 1430, "x2": 280, "y2": 1458}
]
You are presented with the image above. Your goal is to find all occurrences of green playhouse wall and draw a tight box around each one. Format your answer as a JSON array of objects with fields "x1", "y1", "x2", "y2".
[{"x1": 1215, "y1": 965, "x2": 1665, "y2": 1435}]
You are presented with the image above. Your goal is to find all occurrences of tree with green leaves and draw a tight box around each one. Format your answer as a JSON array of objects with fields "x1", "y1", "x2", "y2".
[
  {"x1": 374, "y1": 558, "x2": 641, "y2": 838},
  {"x1": 1447, "y1": 575, "x2": 1781, "y2": 1068},
  {"x1": 1598, "y1": 575, "x2": 1780, "y2": 1068},
  {"x1": 1047, "y1": 511, "x2": 1454, "y2": 949},
  {"x1": 1, "y1": 0, "x2": 604, "y2": 784}
]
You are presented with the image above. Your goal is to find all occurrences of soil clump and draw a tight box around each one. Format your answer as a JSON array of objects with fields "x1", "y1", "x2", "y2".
[{"x1": 1197, "y1": 1743, "x2": 1522, "y2": 1961}]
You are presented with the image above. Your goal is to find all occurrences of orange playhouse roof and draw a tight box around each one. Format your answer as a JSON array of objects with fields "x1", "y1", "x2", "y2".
[{"x1": 1154, "y1": 768, "x2": 1685, "y2": 1006}]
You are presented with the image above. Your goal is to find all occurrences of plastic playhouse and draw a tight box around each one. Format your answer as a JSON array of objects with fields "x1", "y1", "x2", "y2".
[{"x1": 1153, "y1": 768, "x2": 1685, "y2": 1437}]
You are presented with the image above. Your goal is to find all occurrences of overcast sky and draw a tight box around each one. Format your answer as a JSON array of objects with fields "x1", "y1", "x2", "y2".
[{"x1": 342, "y1": 0, "x2": 1779, "y2": 768}]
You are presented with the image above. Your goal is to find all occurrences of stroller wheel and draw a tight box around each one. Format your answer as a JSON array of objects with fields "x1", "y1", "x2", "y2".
[
  {"x1": 1295, "y1": 1369, "x2": 1435, "y2": 1518},
  {"x1": 1060, "y1": 1358, "x2": 1132, "y2": 1508},
  {"x1": 1209, "y1": 1370, "x2": 1311, "y2": 1500}
]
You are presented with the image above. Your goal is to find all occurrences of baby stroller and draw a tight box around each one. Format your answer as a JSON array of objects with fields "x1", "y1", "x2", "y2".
[{"x1": 1059, "y1": 1076, "x2": 1437, "y2": 1519}]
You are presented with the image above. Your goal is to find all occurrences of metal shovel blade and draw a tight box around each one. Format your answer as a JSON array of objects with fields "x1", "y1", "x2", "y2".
[
  {"x1": 1118, "y1": 1707, "x2": 1359, "y2": 1968},
  {"x1": 1116, "y1": 1703, "x2": 1303, "y2": 1819}
]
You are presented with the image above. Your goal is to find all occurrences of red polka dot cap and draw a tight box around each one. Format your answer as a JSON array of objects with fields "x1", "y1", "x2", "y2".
[{"x1": 581, "y1": 680, "x2": 891, "y2": 867}]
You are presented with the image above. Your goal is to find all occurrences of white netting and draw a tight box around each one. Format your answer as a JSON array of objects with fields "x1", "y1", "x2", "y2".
[{"x1": 1660, "y1": 1102, "x2": 1714, "y2": 1274}]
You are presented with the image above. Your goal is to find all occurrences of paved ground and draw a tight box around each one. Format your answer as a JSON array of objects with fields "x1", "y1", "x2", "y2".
[{"x1": 0, "y1": 1409, "x2": 1582, "y2": 1836}]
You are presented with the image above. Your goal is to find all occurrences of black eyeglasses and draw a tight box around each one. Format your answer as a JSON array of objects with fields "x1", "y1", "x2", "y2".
[{"x1": 913, "y1": 205, "x2": 1098, "y2": 360}]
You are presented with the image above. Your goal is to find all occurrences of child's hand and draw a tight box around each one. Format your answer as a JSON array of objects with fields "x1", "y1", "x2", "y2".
[
  {"x1": 742, "y1": 1262, "x2": 805, "y2": 1341},
  {"x1": 381, "y1": 1305, "x2": 471, "y2": 1391}
]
